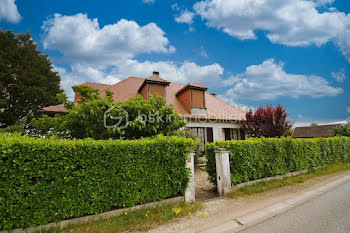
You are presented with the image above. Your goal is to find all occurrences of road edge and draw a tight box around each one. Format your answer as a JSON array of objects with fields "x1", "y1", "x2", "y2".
[{"x1": 201, "y1": 175, "x2": 350, "y2": 233}]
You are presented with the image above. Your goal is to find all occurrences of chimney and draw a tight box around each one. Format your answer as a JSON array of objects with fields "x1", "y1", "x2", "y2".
[
  {"x1": 153, "y1": 71, "x2": 159, "y2": 76},
  {"x1": 210, "y1": 93, "x2": 216, "y2": 96}
]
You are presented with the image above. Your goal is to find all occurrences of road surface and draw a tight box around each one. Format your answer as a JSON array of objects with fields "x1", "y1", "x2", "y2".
[{"x1": 241, "y1": 181, "x2": 350, "y2": 233}]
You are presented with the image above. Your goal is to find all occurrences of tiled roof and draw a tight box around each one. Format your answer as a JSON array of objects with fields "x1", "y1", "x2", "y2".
[
  {"x1": 43, "y1": 77, "x2": 246, "y2": 121},
  {"x1": 41, "y1": 104, "x2": 67, "y2": 113},
  {"x1": 188, "y1": 81, "x2": 208, "y2": 89},
  {"x1": 146, "y1": 74, "x2": 170, "y2": 84},
  {"x1": 292, "y1": 124, "x2": 341, "y2": 138},
  {"x1": 77, "y1": 82, "x2": 112, "y2": 91}
]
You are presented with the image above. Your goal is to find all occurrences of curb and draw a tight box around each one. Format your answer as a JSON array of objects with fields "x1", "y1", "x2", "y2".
[
  {"x1": 1, "y1": 196, "x2": 184, "y2": 233},
  {"x1": 201, "y1": 175, "x2": 350, "y2": 233}
]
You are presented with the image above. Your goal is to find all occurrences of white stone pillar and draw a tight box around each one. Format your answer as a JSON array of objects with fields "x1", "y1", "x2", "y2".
[
  {"x1": 215, "y1": 148, "x2": 231, "y2": 196},
  {"x1": 185, "y1": 152, "x2": 195, "y2": 203}
]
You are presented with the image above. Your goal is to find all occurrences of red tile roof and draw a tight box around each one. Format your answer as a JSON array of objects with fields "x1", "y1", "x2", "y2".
[
  {"x1": 42, "y1": 77, "x2": 246, "y2": 121},
  {"x1": 77, "y1": 82, "x2": 112, "y2": 91},
  {"x1": 41, "y1": 104, "x2": 67, "y2": 113},
  {"x1": 188, "y1": 81, "x2": 208, "y2": 89},
  {"x1": 146, "y1": 74, "x2": 170, "y2": 84}
]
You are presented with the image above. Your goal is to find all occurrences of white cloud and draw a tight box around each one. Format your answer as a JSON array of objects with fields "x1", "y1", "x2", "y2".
[
  {"x1": 42, "y1": 14, "x2": 175, "y2": 65},
  {"x1": 222, "y1": 59, "x2": 343, "y2": 101},
  {"x1": 199, "y1": 46, "x2": 208, "y2": 58},
  {"x1": 331, "y1": 69, "x2": 346, "y2": 82},
  {"x1": 294, "y1": 119, "x2": 348, "y2": 127},
  {"x1": 193, "y1": 0, "x2": 350, "y2": 62},
  {"x1": 114, "y1": 59, "x2": 224, "y2": 86},
  {"x1": 55, "y1": 59, "x2": 224, "y2": 99},
  {"x1": 142, "y1": 0, "x2": 155, "y2": 4},
  {"x1": 171, "y1": 3, "x2": 180, "y2": 11},
  {"x1": 175, "y1": 10, "x2": 195, "y2": 24},
  {"x1": 314, "y1": 0, "x2": 335, "y2": 7},
  {"x1": 0, "y1": 0, "x2": 21, "y2": 23},
  {"x1": 297, "y1": 114, "x2": 304, "y2": 118},
  {"x1": 347, "y1": 106, "x2": 350, "y2": 113},
  {"x1": 54, "y1": 64, "x2": 121, "y2": 99}
]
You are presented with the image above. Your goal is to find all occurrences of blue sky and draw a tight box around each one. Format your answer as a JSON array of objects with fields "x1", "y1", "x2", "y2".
[{"x1": 0, "y1": 0, "x2": 349, "y2": 126}]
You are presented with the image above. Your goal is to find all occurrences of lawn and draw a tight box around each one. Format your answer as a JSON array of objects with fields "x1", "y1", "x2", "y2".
[{"x1": 35, "y1": 202, "x2": 202, "y2": 233}]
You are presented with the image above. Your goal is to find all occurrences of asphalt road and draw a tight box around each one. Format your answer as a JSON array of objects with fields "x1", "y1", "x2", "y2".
[{"x1": 241, "y1": 181, "x2": 350, "y2": 233}]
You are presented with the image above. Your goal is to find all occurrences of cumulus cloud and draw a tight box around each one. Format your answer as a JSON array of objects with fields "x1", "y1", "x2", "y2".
[
  {"x1": 175, "y1": 10, "x2": 195, "y2": 24},
  {"x1": 221, "y1": 59, "x2": 343, "y2": 101},
  {"x1": 54, "y1": 64, "x2": 121, "y2": 99},
  {"x1": 116, "y1": 59, "x2": 223, "y2": 85},
  {"x1": 0, "y1": 0, "x2": 21, "y2": 23},
  {"x1": 42, "y1": 14, "x2": 175, "y2": 65},
  {"x1": 142, "y1": 0, "x2": 155, "y2": 4},
  {"x1": 314, "y1": 0, "x2": 335, "y2": 7},
  {"x1": 199, "y1": 46, "x2": 208, "y2": 58},
  {"x1": 331, "y1": 69, "x2": 346, "y2": 82},
  {"x1": 55, "y1": 59, "x2": 224, "y2": 99},
  {"x1": 193, "y1": 0, "x2": 350, "y2": 62}
]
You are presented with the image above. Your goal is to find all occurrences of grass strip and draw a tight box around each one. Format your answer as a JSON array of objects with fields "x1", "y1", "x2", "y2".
[
  {"x1": 36, "y1": 202, "x2": 202, "y2": 233},
  {"x1": 227, "y1": 162, "x2": 350, "y2": 198}
]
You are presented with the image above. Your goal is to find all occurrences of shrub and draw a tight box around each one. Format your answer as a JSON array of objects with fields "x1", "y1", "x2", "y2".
[
  {"x1": 31, "y1": 86, "x2": 187, "y2": 140},
  {"x1": 241, "y1": 104, "x2": 293, "y2": 138},
  {"x1": 332, "y1": 124, "x2": 350, "y2": 137},
  {"x1": 206, "y1": 137, "x2": 350, "y2": 185},
  {"x1": 172, "y1": 128, "x2": 204, "y2": 165},
  {"x1": 0, "y1": 133, "x2": 194, "y2": 230}
]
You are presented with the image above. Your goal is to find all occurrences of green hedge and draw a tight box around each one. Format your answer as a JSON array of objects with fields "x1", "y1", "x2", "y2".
[
  {"x1": 206, "y1": 137, "x2": 350, "y2": 185},
  {"x1": 0, "y1": 133, "x2": 194, "y2": 230}
]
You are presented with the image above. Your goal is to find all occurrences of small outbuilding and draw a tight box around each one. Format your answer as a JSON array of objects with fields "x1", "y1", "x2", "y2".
[{"x1": 292, "y1": 124, "x2": 341, "y2": 139}]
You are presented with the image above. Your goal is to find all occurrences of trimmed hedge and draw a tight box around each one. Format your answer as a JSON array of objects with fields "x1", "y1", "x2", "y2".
[
  {"x1": 0, "y1": 133, "x2": 194, "y2": 230},
  {"x1": 206, "y1": 137, "x2": 350, "y2": 185}
]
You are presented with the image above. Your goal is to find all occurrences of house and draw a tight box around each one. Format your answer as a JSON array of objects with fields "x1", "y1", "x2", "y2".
[
  {"x1": 292, "y1": 124, "x2": 341, "y2": 139},
  {"x1": 42, "y1": 72, "x2": 246, "y2": 143}
]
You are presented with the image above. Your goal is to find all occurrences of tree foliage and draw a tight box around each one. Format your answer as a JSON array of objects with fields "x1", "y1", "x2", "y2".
[
  {"x1": 31, "y1": 86, "x2": 187, "y2": 139},
  {"x1": 0, "y1": 30, "x2": 63, "y2": 127},
  {"x1": 332, "y1": 124, "x2": 350, "y2": 137},
  {"x1": 241, "y1": 104, "x2": 293, "y2": 138}
]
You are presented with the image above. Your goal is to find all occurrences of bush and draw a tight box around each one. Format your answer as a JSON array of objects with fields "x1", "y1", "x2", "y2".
[
  {"x1": 0, "y1": 133, "x2": 194, "y2": 230},
  {"x1": 206, "y1": 137, "x2": 350, "y2": 185},
  {"x1": 332, "y1": 124, "x2": 350, "y2": 137},
  {"x1": 172, "y1": 128, "x2": 204, "y2": 165},
  {"x1": 31, "y1": 86, "x2": 187, "y2": 140}
]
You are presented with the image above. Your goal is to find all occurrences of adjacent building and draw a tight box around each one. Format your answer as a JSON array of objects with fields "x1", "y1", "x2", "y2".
[{"x1": 292, "y1": 124, "x2": 341, "y2": 139}]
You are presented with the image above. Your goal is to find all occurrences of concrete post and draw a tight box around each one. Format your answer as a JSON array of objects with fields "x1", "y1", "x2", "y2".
[
  {"x1": 215, "y1": 148, "x2": 231, "y2": 196},
  {"x1": 185, "y1": 152, "x2": 195, "y2": 203}
]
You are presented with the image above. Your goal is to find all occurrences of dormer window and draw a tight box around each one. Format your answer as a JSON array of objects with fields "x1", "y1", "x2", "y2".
[
  {"x1": 176, "y1": 82, "x2": 208, "y2": 115},
  {"x1": 138, "y1": 71, "x2": 170, "y2": 100}
]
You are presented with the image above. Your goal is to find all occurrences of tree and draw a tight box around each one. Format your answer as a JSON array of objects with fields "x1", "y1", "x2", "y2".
[
  {"x1": 0, "y1": 30, "x2": 63, "y2": 127},
  {"x1": 310, "y1": 123, "x2": 318, "y2": 126},
  {"x1": 31, "y1": 85, "x2": 187, "y2": 139},
  {"x1": 332, "y1": 124, "x2": 350, "y2": 137},
  {"x1": 241, "y1": 104, "x2": 293, "y2": 138}
]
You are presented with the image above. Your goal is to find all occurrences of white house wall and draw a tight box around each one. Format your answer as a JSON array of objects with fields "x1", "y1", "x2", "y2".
[{"x1": 186, "y1": 121, "x2": 241, "y2": 141}]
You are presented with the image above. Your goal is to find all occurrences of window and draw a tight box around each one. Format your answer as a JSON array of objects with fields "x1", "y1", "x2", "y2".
[
  {"x1": 189, "y1": 127, "x2": 214, "y2": 146},
  {"x1": 190, "y1": 127, "x2": 205, "y2": 145},
  {"x1": 224, "y1": 128, "x2": 239, "y2": 141}
]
